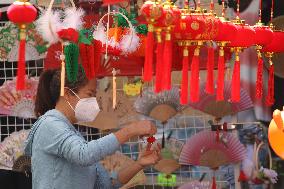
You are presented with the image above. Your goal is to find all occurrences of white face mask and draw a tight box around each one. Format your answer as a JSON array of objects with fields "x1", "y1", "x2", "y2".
[{"x1": 66, "y1": 88, "x2": 100, "y2": 123}]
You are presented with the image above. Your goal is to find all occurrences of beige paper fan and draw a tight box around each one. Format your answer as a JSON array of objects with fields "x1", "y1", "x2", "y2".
[
  {"x1": 100, "y1": 152, "x2": 146, "y2": 189},
  {"x1": 80, "y1": 89, "x2": 135, "y2": 130},
  {"x1": 154, "y1": 159, "x2": 180, "y2": 175}
]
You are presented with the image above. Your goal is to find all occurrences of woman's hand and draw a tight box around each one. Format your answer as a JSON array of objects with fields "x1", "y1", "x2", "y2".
[
  {"x1": 137, "y1": 143, "x2": 162, "y2": 168},
  {"x1": 115, "y1": 120, "x2": 157, "y2": 144},
  {"x1": 0, "y1": 86, "x2": 20, "y2": 107}
]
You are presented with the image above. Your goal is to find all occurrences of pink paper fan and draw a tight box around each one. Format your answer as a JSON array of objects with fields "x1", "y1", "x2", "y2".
[
  {"x1": 188, "y1": 81, "x2": 253, "y2": 118},
  {"x1": 0, "y1": 77, "x2": 38, "y2": 118},
  {"x1": 179, "y1": 130, "x2": 246, "y2": 169}
]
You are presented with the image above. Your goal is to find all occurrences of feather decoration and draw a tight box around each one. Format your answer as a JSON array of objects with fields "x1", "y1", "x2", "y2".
[
  {"x1": 120, "y1": 27, "x2": 140, "y2": 54},
  {"x1": 35, "y1": 10, "x2": 62, "y2": 45},
  {"x1": 93, "y1": 23, "x2": 107, "y2": 44},
  {"x1": 62, "y1": 8, "x2": 85, "y2": 31},
  {"x1": 109, "y1": 37, "x2": 119, "y2": 48}
]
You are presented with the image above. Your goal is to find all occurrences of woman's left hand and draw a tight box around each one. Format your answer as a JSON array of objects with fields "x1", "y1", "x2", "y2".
[{"x1": 137, "y1": 143, "x2": 162, "y2": 168}]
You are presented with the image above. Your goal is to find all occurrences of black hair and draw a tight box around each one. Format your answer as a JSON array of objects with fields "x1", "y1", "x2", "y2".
[{"x1": 34, "y1": 67, "x2": 88, "y2": 117}]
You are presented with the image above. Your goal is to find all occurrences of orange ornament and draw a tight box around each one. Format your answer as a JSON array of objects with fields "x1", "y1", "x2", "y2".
[{"x1": 268, "y1": 108, "x2": 284, "y2": 159}]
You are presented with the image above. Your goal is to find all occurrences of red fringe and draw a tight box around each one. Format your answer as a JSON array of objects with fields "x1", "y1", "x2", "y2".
[
  {"x1": 255, "y1": 56, "x2": 264, "y2": 99},
  {"x1": 206, "y1": 47, "x2": 215, "y2": 94},
  {"x1": 162, "y1": 40, "x2": 173, "y2": 90},
  {"x1": 79, "y1": 44, "x2": 90, "y2": 79},
  {"x1": 266, "y1": 64, "x2": 275, "y2": 106},
  {"x1": 212, "y1": 176, "x2": 217, "y2": 189},
  {"x1": 155, "y1": 42, "x2": 164, "y2": 93},
  {"x1": 190, "y1": 48, "x2": 200, "y2": 102},
  {"x1": 16, "y1": 39, "x2": 26, "y2": 90},
  {"x1": 180, "y1": 48, "x2": 189, "y2": 105},
  {"x1": 87, "y1": 44, "x2": 95, "y2": 79},
  {"x1": 144, "y1": 31, "x2": 154, "y2": 82},
  {"x1": 93, "y1": 40, "x2": 102, "y2": 75},
  {"x1": 231, "y1": 59, "x2": 241, "y2": 102},
  {"x1": 216, "y1": 51, "x2": 225, "y2": 101}
]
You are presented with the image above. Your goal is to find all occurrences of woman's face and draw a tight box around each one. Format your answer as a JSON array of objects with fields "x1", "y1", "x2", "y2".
[{"x1": 64, "y1": 78, "x2": 97, "y2": 121}]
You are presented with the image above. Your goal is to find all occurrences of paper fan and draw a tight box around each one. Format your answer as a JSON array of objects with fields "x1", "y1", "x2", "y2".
[
  {"x1": 0, "y1": 130, "x2": 30, "y2": 171},
  {"x1": 12, "y1": 155, "x2": 31, "y2": 174},
  {"x1": 178, "y1": 180, "x2": 211, "y2": 189},
  {"x1": 134, "y1": 87, "x2": 184, "y2": 123},
  {"x1": 100, "y1": 152, "x2": 146, "y2": 189},
  {"x1": 179, "y1": 130, "x2": 246, "y2": 169},
  {"x1": 188, "y1": 81, "x2": 253, "y2": 118},
  {"x1": 79, "y1": 89, "x2": 135, "y2": 130},
  {"x1": 0, "y1": 77, "x2": 38, "y2": 118}
]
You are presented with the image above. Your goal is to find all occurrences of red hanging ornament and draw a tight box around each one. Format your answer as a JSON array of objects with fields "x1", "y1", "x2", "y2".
[
  {"x1": 190, "y1": 47, "x2": 200, "y2": 102},
  {"x1": 231, "y1": 48, "x2": 241, "y2": 102},
  {"x1": 216, "y1": 48, "x2": 225, "y2": 101},
  {"x1": 180, "y1": 47, "x2": 189, "y2": 105},
  {"x1": 155, "y1": 30, "x2": 164, "y2": 93},
  {"x1": 212, "y1": 176, "x2": 217, "y2": 189},
  {"x1": 7, "y1": 0, "x2": 37, "y2": 90},
  {"x1": 238, "y1": 170, "x2": 248, "y2": 182},
  {"x1": 206, "y1": 45, "x2": 215, "y2": 94},
  {"x1": 255, "y1": 51, "x2": 264, "y2": 99}
]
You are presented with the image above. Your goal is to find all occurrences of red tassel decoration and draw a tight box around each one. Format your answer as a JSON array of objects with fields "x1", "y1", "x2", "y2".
[
  {"x1": 16, "y1": 38, "x2": 26, "y2": 90},
  {"x1": 79, "y1": 44, "x2": 90, "y2": 79},
  {"x1": 206, "y1": 46, "x2": 215, "y2": 94},
  {"x1": 180, "y1": 47, "x2": 189, "y2": 105},
  {"x1": 266, "y1": 57, "x2": 275, "y2": 106},
  {"x1": 162, "y1": 32, "x2": 173, "y2": 90},
  {"x1": 190, "y1": 47, "x2": 200, "y2": 102},
  {"x1": 255, "y1": 52, "x2": 264, "y2": 99},
  {"x1": 93, "y1": 40, "x2": 102, "y2": 75},
  {"x1": 231, "y1": 51, "x2": 241, "y2": 102},
  {"x1": 155, "y1": 31, "x2": 164, "y2": 93},
  {"x1": 216, "y1": 48, "x2": 225, "y2": 101},
  {"x1": 238, "y1": 170, "x2": 247, "y2": 182},
  {"x1": 143, "y1": 24, "x2": 154, "y2": 82},
  {"x1": 212, "y1": 176, "x2": 217, "y2": 189},
  {"x1": 87, "y1": 44, "x2": 95, "y2": 78}
]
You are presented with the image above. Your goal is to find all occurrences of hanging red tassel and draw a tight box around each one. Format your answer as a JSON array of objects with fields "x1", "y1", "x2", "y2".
[
  {"x1": 216, "y1": 48, "x2": 225, "y2": 101},
  {"x1": 255, "y1": 52, "x2": 264, "y2": 99},
  {"x1": 206, "y1": 45, "x2": 215, "y2": 94},
  {"x1": 162, "y1": 32, "x2": 173, "y2": 90},
  {"x1": 180, "y1": 47, "x2": 189, "y2": 105},
  {"x1": 212, "y1": 176, "x2": 217, "y2": 189},
  {"x1": 266, "y1": 58, "x2": 275, "y2": 106},
  {"x1": 231, "y1": 51, "x2": 241, "y2": 102},
  {"x1": 79, "y1": 44, "x2": 90, "y2": 79},
  {"x1": 143, "y1": 24, "x2": 154, "y2": 82},
  {"x1": 87, "y1": 44, "x2": 95, "y2": 79},
  {"x1": 155, "y1": 32, "x2": 164, "y2": 93},
  {"x1": 16, "y1": 38, "x2": 26, "y2": 90},
  {"x1": 93, "y1": 40, "x2": 102, "y2": 75},
  {"x1": 190, "y1": 47, "x2": 200, "y2": 102},
  {"x1": 238, "y1": 170, "x2": 247, "y2": 182}
]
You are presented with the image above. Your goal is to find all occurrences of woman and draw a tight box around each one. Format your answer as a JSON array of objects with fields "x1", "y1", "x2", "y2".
[{"x1": 22, "y1": 68, "x2": 161, "y2": 189}]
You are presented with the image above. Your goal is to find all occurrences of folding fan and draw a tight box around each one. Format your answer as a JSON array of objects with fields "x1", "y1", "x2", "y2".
[
  {"x1": 80, "y1": 88, "x2": 135, "y2": 130},
  {"x1": 179, "y1": 130, "x2": 246, "y2": 169},
  {"x1": 188, "y1": 81, "x2": 253, "y2": 118},
  {"x1": 178, "y1": 180, "x2": 211, "y2": 189},
  {"x1": 134, "y1": 87, "x2": 184, "y2": 123},
  {"x1": 100, "y1": 152, "x2": 146, "y2": 189},
  {"x1": 0, "y1": 77, "x2": 38, "y2": 119},
  {"x1": 0, "y1": 130, "x2": 30, "y2": 171}
]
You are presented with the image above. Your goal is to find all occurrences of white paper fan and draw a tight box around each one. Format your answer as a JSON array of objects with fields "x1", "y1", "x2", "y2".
[
  {"x1": 0, "y1": 130, "x2": 30, "y2": 171},
  {"x1": 11, "y1": 99, "x2": 36, "y2": 119},
  {"x1": 134, "y1": 87, "x2": 184, "y2": 123}
]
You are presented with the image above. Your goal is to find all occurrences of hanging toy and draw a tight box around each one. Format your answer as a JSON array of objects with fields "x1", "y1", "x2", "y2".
[
  {"x1": 146, "y1": 136, "x2": 156, "y2": 151},
  {"x1": 7, "y1": 0, "x2": 37, "y2": 90}
]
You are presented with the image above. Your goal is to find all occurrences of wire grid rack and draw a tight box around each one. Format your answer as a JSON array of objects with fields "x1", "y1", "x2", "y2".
[{"x1": 0, "y1": 25, "x2": 232, "y2": 189}]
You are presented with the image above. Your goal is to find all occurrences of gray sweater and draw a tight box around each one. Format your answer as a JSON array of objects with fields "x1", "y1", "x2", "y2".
[{"x1": 25, "y1": 109, "x2": 122, "y2": 189}]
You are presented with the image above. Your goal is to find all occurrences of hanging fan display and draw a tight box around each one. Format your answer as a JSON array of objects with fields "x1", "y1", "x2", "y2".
[
  {"x1": 188, "y1": 81, "x2": 254, "y2": 118},
  {"x1": 0, "y1": 130, "x2": 30, "y2": 171},
  {"x1": 178, "y1": 180, "x2": 211, "y2": 189},
  {"x1": 134, "y1": 87, "x2": 184, "y2": 123},
  {"x1": 79, "y1": 88, "x2": 135, "y2": 130},
  {"x1": 179, "y1": 130, "x2": 246, "y2": 169},
  {"x1": 0, "y1": 77, "x2": 38, "y2": 119},
  {"x1": 100, "y1": 152, "x2": 146, "y2": 189}
]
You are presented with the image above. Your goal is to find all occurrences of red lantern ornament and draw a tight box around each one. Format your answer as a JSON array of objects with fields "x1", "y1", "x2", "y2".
[{"x1": 7, "y1": 0, "x2": 37, "y2": 90}]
